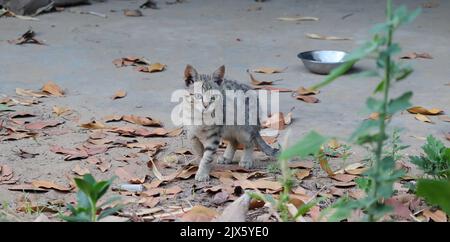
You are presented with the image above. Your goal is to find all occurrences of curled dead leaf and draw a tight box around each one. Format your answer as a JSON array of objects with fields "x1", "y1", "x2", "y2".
[
  {"x1": 41, "y1": 81, "x2": 64, "y2": 97},
  {"x1": 414, "y1": 113, "x2": 433, "y2": 123},
  {"x1": 80, "y1": 120, "x2": 107, "y2": 129},
  {"x1": 400, "y1": 52, "x2": 433, "y2": 59},
  {"x1": 52, "y1": 106, "x2": 71, "y2": 116},
  {"x1": 31, "y1": 180, "x2": 72, "y2": 192},
  {"x1": 296, "y1": 86, "x2": 319, "y2": 96},
  {"x1": 252, "y1": 67, "x2": 286, "y2": 74},
  {"x1": 296, "y1": 95, "x2": 319, "y2": 103},
  {"x1": 112, "y1": 90, "x2": 127, "y2": 100},
  {"x1": 407, "y1": 106, "x2": 443, "y2": 115}
]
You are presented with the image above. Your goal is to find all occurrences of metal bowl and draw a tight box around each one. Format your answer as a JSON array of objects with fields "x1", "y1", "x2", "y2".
[{"x1": 298, "y1": 50, "x2": 353, "y2": 75}]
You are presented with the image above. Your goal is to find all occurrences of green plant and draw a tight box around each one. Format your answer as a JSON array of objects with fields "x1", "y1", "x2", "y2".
[
  {"x1": 279, "y1": 0, "x2": 420, "y2": 221},
  {"x1": 416, "y1": 179, "x2": 450, "y2": 215},
  {"x1": 410, "y1": 135, "x2": 450, "y2": 179},
  {"x1": 250, "y1": 132, "x2": 324, "y2": 221},
  {"x1": 61, "y1": 174, "x2": 122, "y2": 222},
  {"x1": 266, "y1": 162, "x2": 281, "y2": 174}
]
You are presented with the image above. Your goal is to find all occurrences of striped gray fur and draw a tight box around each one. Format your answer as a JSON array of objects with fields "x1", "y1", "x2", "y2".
[{"x1": 182, "y1": 65, "x2": 278, "y2": 181}]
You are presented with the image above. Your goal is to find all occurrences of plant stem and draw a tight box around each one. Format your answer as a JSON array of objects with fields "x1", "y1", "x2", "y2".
[{"x1": 368, "y1": 0, "x2": 394, "y2": 222}]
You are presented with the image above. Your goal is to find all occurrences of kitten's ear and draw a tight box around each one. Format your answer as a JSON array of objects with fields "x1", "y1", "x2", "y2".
[
  {"x1": 212, "y1": 65, "x2": 225, "y2": 85},
  {"x1": 184, "y1": 64, "x2": 198, "y2": 86}
]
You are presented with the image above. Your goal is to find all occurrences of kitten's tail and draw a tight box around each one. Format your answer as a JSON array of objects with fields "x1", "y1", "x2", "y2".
[{"x1": 255, "y1": 134, "x2": 279, "y2": 157}]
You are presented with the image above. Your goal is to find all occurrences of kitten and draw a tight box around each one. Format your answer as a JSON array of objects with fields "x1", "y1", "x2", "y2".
[{"x1": 182, "y1": 65, "x2": 278, "y2": 181}]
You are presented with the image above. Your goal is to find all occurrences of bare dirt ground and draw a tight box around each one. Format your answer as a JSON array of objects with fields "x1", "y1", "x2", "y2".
[{"x1": 0, "y1": 0, "x2": 449, "y2": 222}]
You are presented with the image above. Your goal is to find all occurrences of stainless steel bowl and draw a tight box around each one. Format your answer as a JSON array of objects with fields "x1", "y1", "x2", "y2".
[{"x1": 298, "y1": 50, "x2": 353, "y2": 75}]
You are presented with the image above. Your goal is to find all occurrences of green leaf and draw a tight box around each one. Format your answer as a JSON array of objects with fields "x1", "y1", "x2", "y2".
[
  {"x1": 309, "y1": 60, "x2": 358, "y2": 91},
  {"x1": 294, "y1": 197, "x2": 324, "y2": 219},
  {"x1": 395, "y1": 67, "x2": 413, "y2": 81},
  {"x1": 94, "y1": 181, "x2": 111, "y2": 200},
  {"x1": 279, "y1": 131, "x2": 328, "y2": 160},
  {"x1": 98, "y1": 205, "x2": 123, "y2": 220},
  {"x1": 387, "y1": 91, "x2": 412, "y2": 114},
  {"x1": 350, "y1": 119, "x2": 379, "y2": 142},
  {"x1": 350, "y1": 70, "x2": 379, "y2": 79},
  {"x1": 417, "y1": 179, "x2": 450, "y2": 215}
]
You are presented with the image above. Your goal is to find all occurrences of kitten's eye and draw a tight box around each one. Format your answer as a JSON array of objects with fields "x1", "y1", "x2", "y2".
[{"x1": 194, "y1": 93, "x2": 202, "y2": 99}]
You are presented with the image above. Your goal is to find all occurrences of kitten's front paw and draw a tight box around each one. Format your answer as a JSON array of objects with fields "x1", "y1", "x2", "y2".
[
  {"x1": 195, "y1": 172, "x2": 211, "y2": 182},
  {"x1": 239, "y1": 160, "x2": 253, "y2": 169},
  {"x1": 217, "y1": 156, "x2": 233, "y2": 164}
]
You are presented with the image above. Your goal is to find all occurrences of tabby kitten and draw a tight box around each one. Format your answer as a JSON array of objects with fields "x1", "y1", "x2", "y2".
[{"x1": 182, "y1": 65, "x2": 278, "y2": 181}]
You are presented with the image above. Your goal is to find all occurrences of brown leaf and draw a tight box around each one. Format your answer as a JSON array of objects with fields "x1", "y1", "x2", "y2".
[
  {"x1": 41, "y1": 81, "x2": 64, "y2": 97},
  {"x1": 15, "y1": 88, "x2": 47, "y2": 98},
  {"x1": 127, "y1": 141, "x2": 166, "y2": 152},
  {"x1": 114, "y1": 167, "x2": 145, "y2": 184},
  {"x1": 296, "y1": 87, "x2": 319, "y2": 96},
  {"x1": 400, "y1": 52, "x2": 433, "y2": 59},
  {"x1": 385, "y1": 197, "x2": 412, "y2": 219},
  {"x1": 288, "y1": 161, "x2": 314, "y2": 169},
  {"x1": 25, "y1": 120, "x2": 63, "y2": 130},
  {"x1": 112, "y1": 90, "x2": 127, "y2": 100},
  {"x1": 213, "y1": 191, "x2": 230, "y2": 205},
  {"x1": 0, "y1": 165, "x2": 13, "y2": 182},
  {"x1": 31, "y1": 180, "x2": 72, "y2": 192},
  {"x1": 122, "y1": 115, "x2": 162, "y2": 127},
  {"x1": 97, "y1": 160, "x2": 111, "y2": 173},
  {"x1": 50, "y1": 145, "x2": 89, "y2": 160},
  {"x1": 89, "y1": 131, "x2": 108, "y2": 140},
  {"x1": 15, "y1": 149, "x2": 38, "y2": 159},
  {"x1": 123, "y1": 9, "x2": 143, "y2": 17},
  {"x1": 262, "y1": 112, "x2": 285, "y2": 130},
  {"x1": 422, "y1": 209, "x2": 447, "y2": 222},
  {"x1": 72, "y1": 165, "x2": 90, "y2": 176},
  {"x1": 295, "y1": 169, "x2": 311, "y2": 180},
  {"x1": 141, "y1": 197, "x2": 160, "y2": 208},
  {"x1": 113, "y1": 56, "x2": 151, "y2": 67},
  {"x1": 180, "y1": 205, "x2": 218, "y2": 222},
  {"x1": 52, "y1": 106, "x2": 71, "y2": 116},
  {"x1": 306, "y1": 33, "x2": 351, "y2": 40},
  {"x1": 319, "y1": 156, "x2": 334, "y2": 176},
  {"x1": 407, "y1": 106, "x2": 443, "y2": 115},
  {"x1": 112, "y1": 126, "x2": 168, "y2": 137},
  {"x1": 333, "y1": 181, "x2": 356, "y2": 187},
  {"x1": 252, "y1": 86, "x2": 292, "y2": 92},
  {"x1": 445, "y1": 133, "x2": 450, "y2": 141},
  {"x1": 8, "y1": 111, "x2": 35, "y2": 119},
  {"x1": 415, "y1": 113, "x2": 433, "y2": 123},
  {"x1": 8, "y1": 30, "x2": 45, "y2": 45},
  {"x1": 135, "y1": 63, "x2": 167, "y2": 73},
  {"x1": 252, "y1": 67, "x2": 286, "y2": 74},
  {"x1": 237, "y1": 179, "x2": 282, "y2": 191},
  {"x1": 167, "y1": 127, "x2": 183, "y2": 137},
  {"x1": 248, "y1": 71, "x2": 274, "y2": 85},
  {"x1": 176, "y1": 165, "x2": 198, "y2": 179},
  {"x1": 296, "y1": 95, "x2": 319, "y2": 103},
  {"x1": 80, "y1": 120, "x2": 107, "y2": 129},
  {"x1": 331, "y1": 174, "x2": 357, "y2": 183}
]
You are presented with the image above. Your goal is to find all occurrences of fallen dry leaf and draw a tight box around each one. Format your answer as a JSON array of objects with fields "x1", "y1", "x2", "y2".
[
  {"x1": 97, "y1": 160, "x2": 111, "y2": 173},
  {"x1": 80, "y1": 120, "x2": 107, "y2": 129},
  {"x1": 277, "y1": 16, "x2": 319, "y2": 21},
  {"x1": 333, "y1": 181, "x2": 356, "y2": 188},
  {"x1": 72, "y1": 165, "x2": 90, "y2": 176},
  {"x1": 111, "y1": 126, "x2": 168, "y2": 137},
  {"x1": 319, "y1": 155, "x2": 335, "y2": 176},
  {"x1": 123, "y1": 9, "x2": 143, "y2": 17},
  {"x1": 296, "y1": 95, "x2": 319, "y2": 103},
  {"x1": 114, "y1": 167, "x2": 145, "y2": 184},
  {"x1": 112, "y1": 90, "x2": 127, "y2": 100},
  {"x1": 50, "y1": 145, "x2": 89, "y2": 160},
  {"x1": 127, "y1": 141, "x2": 166, "y2": 152},
  {"x1": 8, "y1": 30, "x2": 45, "y2": 45},
  {"x1": 422, "y1": 209, "x2": 447, "y2": 222},
  {"x1": 252, "y1": 67, "x2": 286, "y2": 74},
  {"x1": 52, "y1": 106, "x2": 71, "y2": 116},
  {"x1": 15, "y1": 88, "x2": 47, "y2": 98},
  {"x1": 167, "y1": 127, "x2": 183, "y2": 137},
  {"x1": 415, "y1": 113, "x2": 433, "y2": 123},
  {"x1": 41, "y1": 81, "x2": 64, "y2": 97},
  {"x1": 248, "y1": 71, "x2": 275, "y2": 86},
  {"x1": 8, "y1": 111, "x2": 35, "y2": 119},
  {"x1": 262, "y1": 112, "x2": 285, "y2": 130},
  {"x1": 122, "y1": 115, "x2": 162, "y2": 127},
  {"x1": 407, "y1": 106, "x2": 443, "y2": 115},
  {"x1": 237, "y1": 179, "x2": 282, "y2": 192},
  {"x1": 113, "y1": 56, "x2": 151, "y2": 67},
  {"x1": 31, "y1": 180, "x2": 72, "y2": 192},
  {"x1": 8, "y1": 184, "x2": 47, "y2": 192},
  {"x1": 135, "y1": 63, "x2": 167, "y2": 73},
  {"x1": 25, "y1": 120, "x2": 64, "y2": 130},
  {"x1": 180, "y1": 205, "x2": 218, "y2": 222},
  {"x1": 306, "y1": 33, "x2": 351, "y2": 40},
  {"x1": 331, "y1": 174, "x2": 357, "y2": 183},
  {"x1": 295, "y1": 169, "x2": 311, "y2": 180},
  {"x1": 296, "y1": 87, "x2": 319, "y2": 96},
  {"x1": 288, "y1": 161, "x2": 314, "y2": 169},
  {"x1": 400, "y1": 52, "x2": 433, "y2": 59}
]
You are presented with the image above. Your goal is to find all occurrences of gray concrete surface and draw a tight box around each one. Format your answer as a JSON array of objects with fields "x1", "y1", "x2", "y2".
[{"x1": 0, "y1": 0, "x2": 449, "y2": 202}]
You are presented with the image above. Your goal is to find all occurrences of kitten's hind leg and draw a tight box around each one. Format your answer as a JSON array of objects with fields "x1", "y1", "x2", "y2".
[
  {"x1": 191, "y1": 136, "x2": 204, "y2": 161},
  {"x1": 239, "y1": 142, "x2": 254, "y2": 169},
  {"x1": 218, "y1": 140, "x2": 237, "y2": 164},
  {"x1": 195, "y1": 136, "x2": 220, "y2": 181}
]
